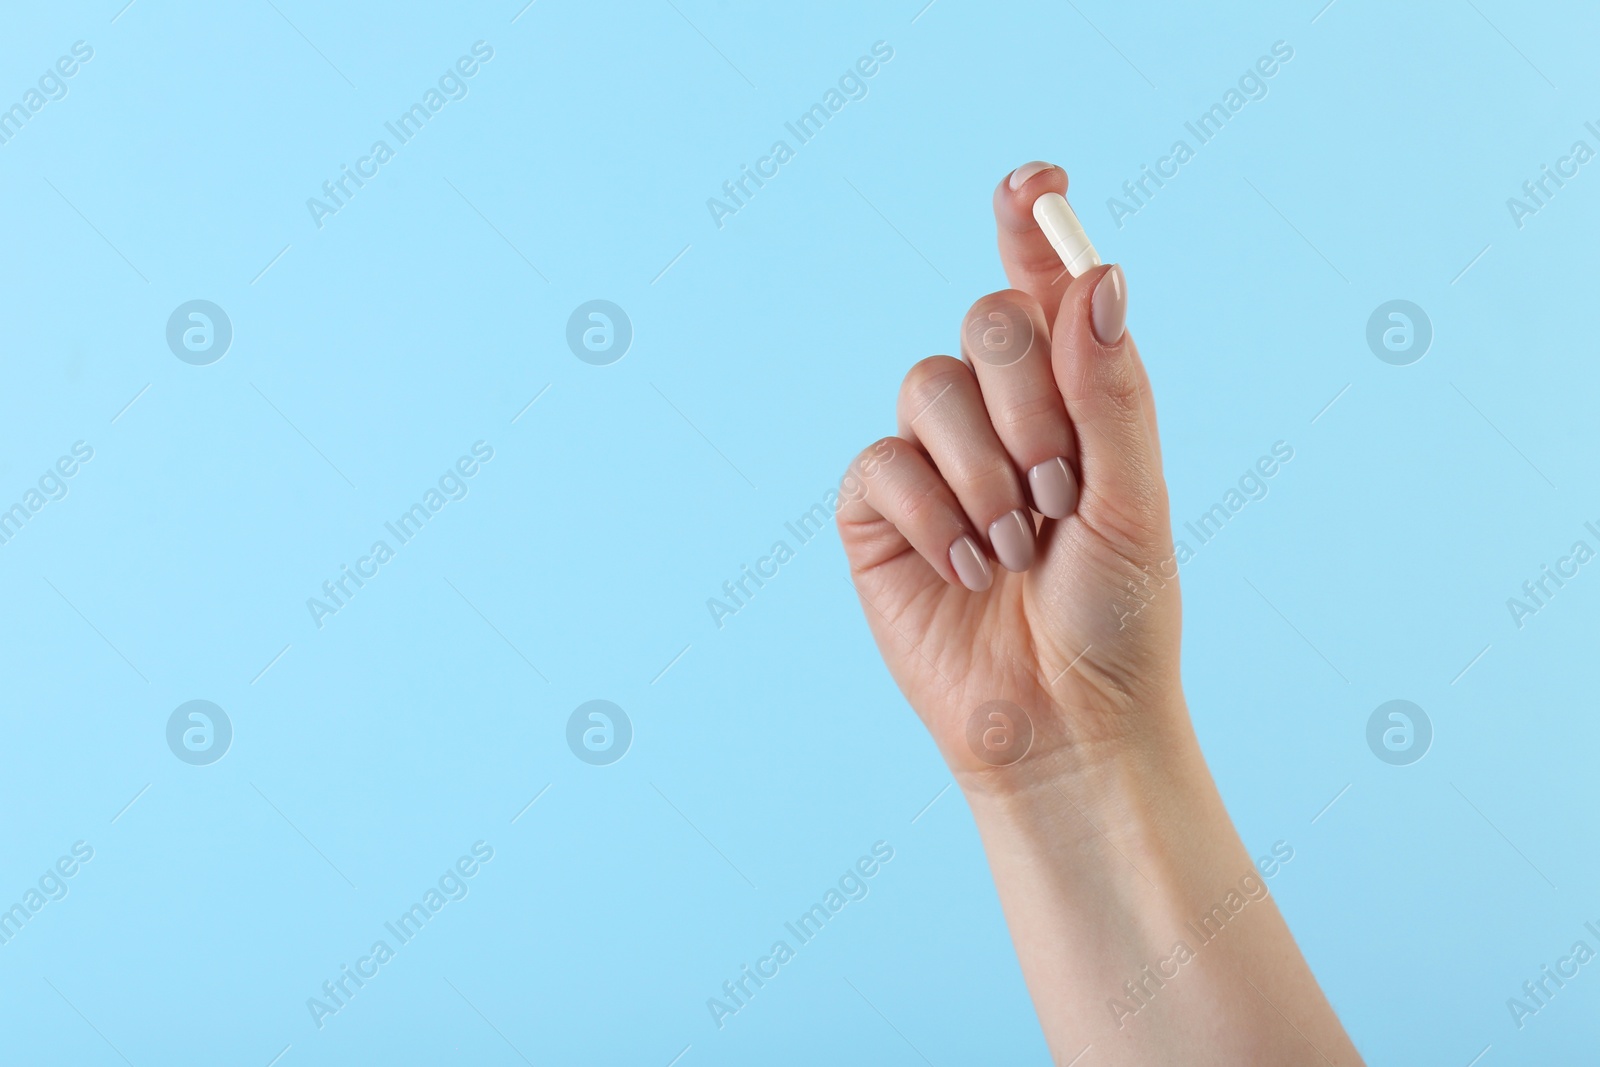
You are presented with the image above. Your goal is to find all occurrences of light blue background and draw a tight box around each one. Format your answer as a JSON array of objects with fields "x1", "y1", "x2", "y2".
[{"x1": 1, "y1": 0, "x2": 1595, "y2": 1063}]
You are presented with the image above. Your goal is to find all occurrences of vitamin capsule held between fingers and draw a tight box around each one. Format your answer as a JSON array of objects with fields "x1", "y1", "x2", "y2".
[{"x1": 1032, "y1": 192, "x2": 1102, "y2": 278}]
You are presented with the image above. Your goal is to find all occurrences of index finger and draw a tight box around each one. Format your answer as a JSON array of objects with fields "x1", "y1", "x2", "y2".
[{"x1": 993, "y1": 161, "x2": 1075, "y2": 318}]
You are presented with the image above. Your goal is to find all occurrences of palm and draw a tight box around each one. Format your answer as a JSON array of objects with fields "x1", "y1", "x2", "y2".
[{"x1": 848, "y1": 485, "x2": 1178, "y2": 771}]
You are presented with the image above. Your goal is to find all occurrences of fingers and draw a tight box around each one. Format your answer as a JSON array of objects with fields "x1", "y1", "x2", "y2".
[
  {"x1": 993, "y1": 161, "x2": 1075, "y2": 315},
  {"x1": 896, "y1": 356, "x2": 1037, "y2": 576},
  {"x1": 844, "y1": 165, "x2": 1166, "y2": 597},
  {"x1": 959, "y1": 290, "x2": 1081, "y2": 520},
  {"x1": 835, "y1": 437, "x2": 994, "y2": 592},
  {"x1": 1048, "y1": 263, "x2": 1167, "y2": 546},
  {"x1": 996, "y1": 158, "x2": 1166, "y2": 534}
]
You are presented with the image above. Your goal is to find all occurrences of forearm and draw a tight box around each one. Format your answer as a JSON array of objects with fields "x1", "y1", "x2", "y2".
[{"x1": 960, "y1": 712, "x2": 1362, "y2": 1066}]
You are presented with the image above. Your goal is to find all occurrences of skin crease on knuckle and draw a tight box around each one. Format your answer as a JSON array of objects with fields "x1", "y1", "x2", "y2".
[
  {"x1": 996, "y1": 390, "x2": 1064, "y2": 436},
  {"x1": 1056, "y1": 346, "x2": 1146, "y2": 414},
  {"x1": 1075, "y1": 476, "x2": 1171, "y2": 564},
  {"x1": 835, "y1": 441, "x2": 905, "y2": 559},
  {"x1": 890, "y1": 476, "x2": 953, "y2": 539},
  {"x1": 964, "y1": 292, "x2": 1040, "y2": 339},
  {"x1": 955, "y1": 456, "x2": 1024, "y2": 515},
  {"x1": 848, "y1": 438, "x2": 898, "y2": 487},
  {"x1": 899, "y1": 357, "x2": 971, "y2": 421}
]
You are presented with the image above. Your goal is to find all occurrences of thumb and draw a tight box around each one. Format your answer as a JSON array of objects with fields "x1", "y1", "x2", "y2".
[{"x1": 1050, "y1": 264, "x2": 1169, "y2": 552}]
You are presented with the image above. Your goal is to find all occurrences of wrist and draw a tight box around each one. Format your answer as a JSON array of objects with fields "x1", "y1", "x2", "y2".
[
  {"x1": 951, "y1": 704, "x2": 1319, "y2": 1062},
  {"x1": 955, "y1": 707, "x2": 1363, "y2": 1065},
  {"x1": 952, "y1": 690, "x2": 1200, "y2": 812},
  {"x1": 955, "y1": 698, "x2": 1260, "y2": 954}
]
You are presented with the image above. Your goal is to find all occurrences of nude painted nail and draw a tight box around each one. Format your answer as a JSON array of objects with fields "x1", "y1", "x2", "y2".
[
  {"x1": 949, "y1": 535, "x2": 994, "y2": 591},
  {"x1": 988, "y1": 510, "x2": 1035, "y2": 572},
  {"x1": 1091, "y1": 264, "x2": 1127, "y2": 345},
  {"x1": 1028, "y1": 458, "x2": 1079, "y2": 519},
  {"x1": 1008, "y1": 161, "x2": 1054, "y2": 191}
]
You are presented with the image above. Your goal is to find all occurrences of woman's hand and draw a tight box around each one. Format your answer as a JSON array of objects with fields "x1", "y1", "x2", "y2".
[
  {"x1": 836, "y1": 160, "x2": 1180, "y2": 787},
  {"x1": 836, "y1": 162, "x2": 1363, "y2": 1065}
]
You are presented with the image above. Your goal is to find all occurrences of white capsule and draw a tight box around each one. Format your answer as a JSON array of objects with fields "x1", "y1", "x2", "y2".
[{"x1": 1031, "y1": 192, "x2": 1101, "y2": 278}]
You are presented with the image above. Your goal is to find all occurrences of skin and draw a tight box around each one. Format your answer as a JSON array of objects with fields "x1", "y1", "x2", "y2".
[{"x1": 835, "y1": 162, "x2": 1364, "y2": 1065}]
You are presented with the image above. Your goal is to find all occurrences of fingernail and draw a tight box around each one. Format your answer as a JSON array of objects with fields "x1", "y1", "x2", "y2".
[
  {"x1": 1028, "y1": 458, "x2": 1079, "y2": 519},
  {"x1": 1008, "y1": 161, "x2": 1054, "y2": 191},
  {"x1": 949, "y1": 535, "x2": 994, "y2": 592},
  {"x1": 988, "y1": 510, "x2": 1035, "y2": 572},
  {"x1": 1091, "y1": 264, "x2": 1127, "y2": 345}
]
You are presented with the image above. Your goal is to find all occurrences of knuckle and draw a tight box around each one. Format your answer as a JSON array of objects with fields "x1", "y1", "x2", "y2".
[
  {"x1": 1081, "y1": 460, "x2": 1171, "y2": 546},
  {"x1": 963, "y1": 292, "x2": 1041, "y2": 369},
  {"x1": 899, "y1": 355, "x2": 971, "y2": 416},
  {"x1": 963, "y1": 288, "x2": 1037, "y2": 323},
  {"x1": 956, "y1": 454, "x2": 1023, "y2": 502},
  {"x1": 841, "y1": 437, "x2": 901, "y2": 498},
  {"x1": 894, "y1": 479, "x2": 949, "y2": 529},
  {"x1": 997, "y1": 390, "x2": 1065, "y2": 434},
  {"x1": 1099, "y1": 379, "x2": 1147, "y2": 421},
  {"x1": 1059, "y1": 356, "x2": 1148, "y2": 418}
]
